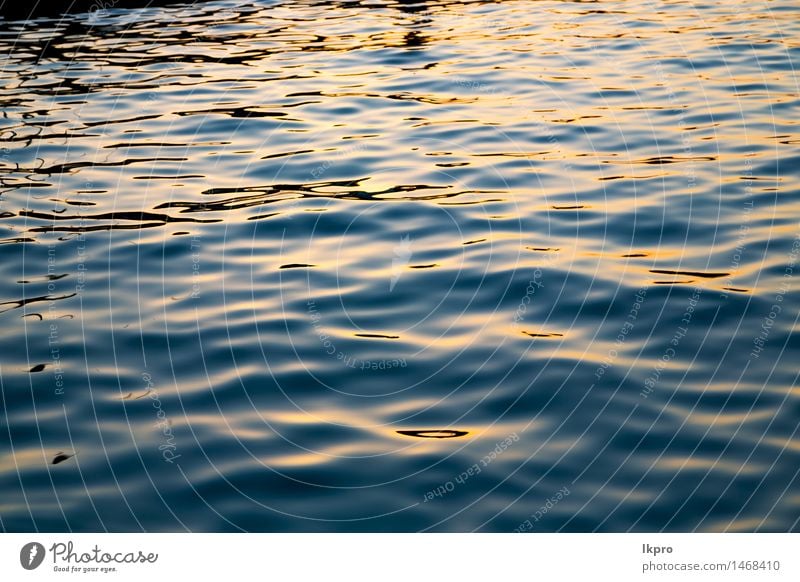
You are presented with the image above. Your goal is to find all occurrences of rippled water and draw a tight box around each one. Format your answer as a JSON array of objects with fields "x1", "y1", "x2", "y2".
[{"x1": 1, "y1": 0, "x2": 798, "y2": 532}]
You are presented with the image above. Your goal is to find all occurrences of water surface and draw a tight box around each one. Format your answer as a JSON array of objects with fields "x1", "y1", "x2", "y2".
[{"x1": 1, "y1": 0, "x2": 799, "y2": 532}]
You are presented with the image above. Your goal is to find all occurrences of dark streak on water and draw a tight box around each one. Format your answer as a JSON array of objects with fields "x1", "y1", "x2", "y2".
[
  {"x1": 650, "y1": 269, "x2": 730, "y2": 279},
  {"x1": 0, "y1": 0, "x2": 799, "y2": 532},
  {"x1": 397, "y1": 430, "x2": 469, "y2": 439},
  {"x1": 51, "y1": 453, "x2": 75, "y2": 466}
]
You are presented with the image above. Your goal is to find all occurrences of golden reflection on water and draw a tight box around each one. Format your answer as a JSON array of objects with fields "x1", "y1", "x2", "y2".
[{"x1": 0, "y1": 0, "x2": 798, "y2": 531}]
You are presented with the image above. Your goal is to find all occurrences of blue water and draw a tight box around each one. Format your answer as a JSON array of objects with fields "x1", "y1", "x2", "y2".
[{"x1": 0, "y1": 0, "x2": 798, "y2": 532}]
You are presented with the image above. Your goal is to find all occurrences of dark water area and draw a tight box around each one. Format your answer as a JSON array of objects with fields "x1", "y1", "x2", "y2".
[{"x1": 0, "y1": 0, "x2": 798, "y2": 532}]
